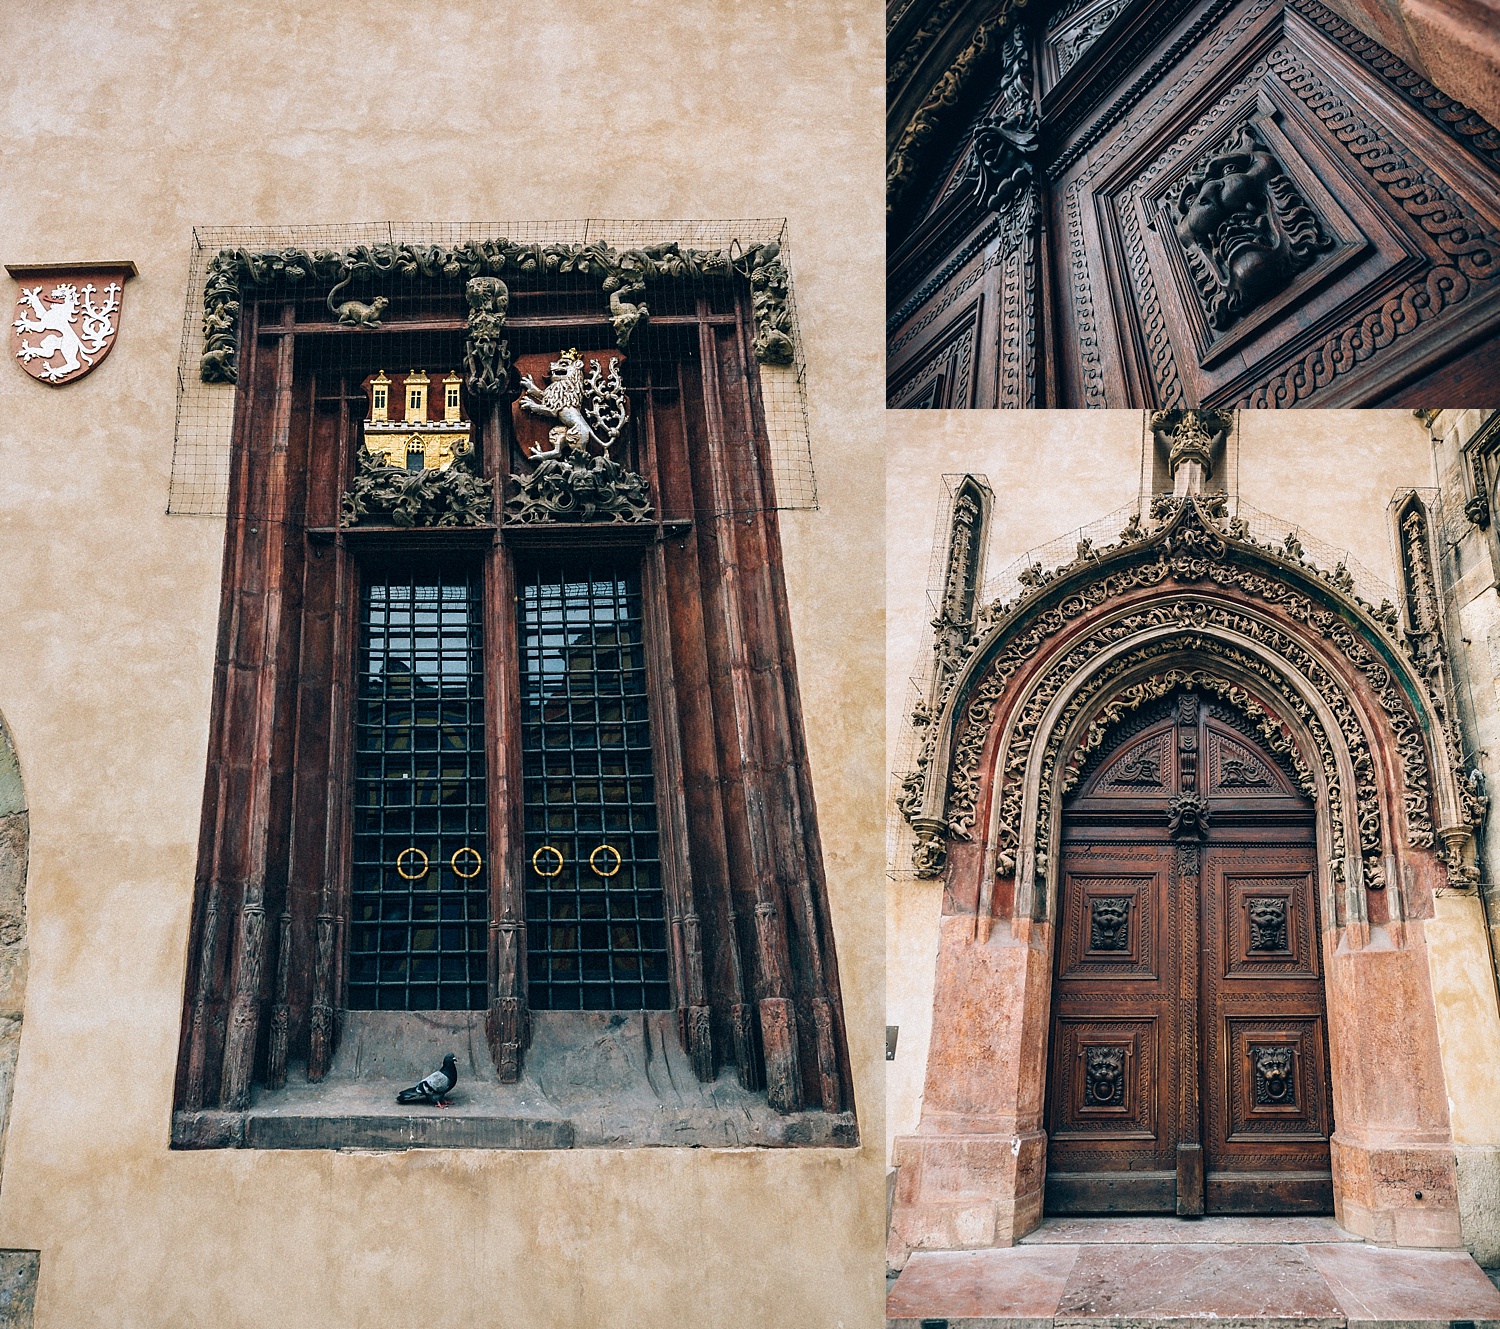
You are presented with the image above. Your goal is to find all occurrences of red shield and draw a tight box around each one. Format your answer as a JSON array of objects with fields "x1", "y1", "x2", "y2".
[
  {"x1": 511, "y1": 348, "x2": 626, "y2": 460},
  {"x1": 8, "y1": 262, "x2": 135, "y2": 386}
]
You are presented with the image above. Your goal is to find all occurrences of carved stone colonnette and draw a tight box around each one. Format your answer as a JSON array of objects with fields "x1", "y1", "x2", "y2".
[{"x1": 889, "y1": 496, "x2": 1479, "y2": 1264}]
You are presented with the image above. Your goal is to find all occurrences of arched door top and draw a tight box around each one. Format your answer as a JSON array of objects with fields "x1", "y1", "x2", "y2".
[{"x1": 898, "y1": 496, "x2": 1483, "y2": 902}]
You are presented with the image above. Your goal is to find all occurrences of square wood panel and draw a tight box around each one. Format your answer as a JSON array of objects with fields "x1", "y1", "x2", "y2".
[
  {"x1": 1051, "y1": 1017, "x2": 1158, "y2": 1140},
  {"x1": 1225, "y1": 1017, "x2": 1330, "y2": 1140},
  {"x1": 1221, "y1": 870, "x2": 1318, "y2": 979},
  {"x1": 1058, "y1": 874, "x2": 1159, "y2": 979}
]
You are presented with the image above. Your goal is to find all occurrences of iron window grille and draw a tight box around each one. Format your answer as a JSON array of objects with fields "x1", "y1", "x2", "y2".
[
  {"x1": 519, "y1": 560, "x2": 670, "y2": 1011},
  {"x1": 348, "y1": 567, "x2": 489, "y2": 1011}
]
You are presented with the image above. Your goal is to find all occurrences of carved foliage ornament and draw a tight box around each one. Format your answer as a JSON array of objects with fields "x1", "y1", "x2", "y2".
[
  {"x1": 340, "y1": 446, "x2": 494, "y2": 528},
  {"x1": 900, "y1": 498, "x2": 1472, "y2": 886},
  {"x1": 199, "y1": 238, "x2": 794, "y2": 387},
  {"x1": 9, "y1": 263, "x2": 134, "y2": 385},
  {"x1": 1170, "y1": 122, "x2": 1335, "y2": 332}
]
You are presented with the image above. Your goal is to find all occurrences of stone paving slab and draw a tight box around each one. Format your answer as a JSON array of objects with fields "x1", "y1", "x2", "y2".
[
  {"x1": 1304, "y1": 1243, "x2": 1500, "y2": 1327},
  {"x1": 887, "y1": 1248, "x2": 1080, "y2": 1329},
  {"x1": 889, "y1": 1223, "x2": 1500, "y2": 1329},
  {"x1": 1021, "y1": 1218, "x2": 1361, "y2": 1246},
  {"x1": 1053, "y1": 1243, "x2": 1343, "y2": 1328}
]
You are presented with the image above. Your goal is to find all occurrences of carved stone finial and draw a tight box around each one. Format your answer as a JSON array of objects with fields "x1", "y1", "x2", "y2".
[{"x1": 1151, "y1": 408, "x2": 1231, "y2": 497}]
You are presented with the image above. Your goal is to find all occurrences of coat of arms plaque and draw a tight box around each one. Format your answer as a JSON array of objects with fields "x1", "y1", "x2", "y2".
[{"x1": 7, "y1": 262, "x2": 135, "y2": 385}]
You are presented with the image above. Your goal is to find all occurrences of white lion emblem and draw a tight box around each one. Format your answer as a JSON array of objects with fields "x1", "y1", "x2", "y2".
[
  {"x1": 13, "y1": 282, "x2": 120, "y2": 383},
  {"x1": 517, "y1": 348, "x2": 629, "y2": 460}
]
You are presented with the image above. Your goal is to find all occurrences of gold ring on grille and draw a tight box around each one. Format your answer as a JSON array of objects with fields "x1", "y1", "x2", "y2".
[
  {"x1": 451, "y1": 847, "x2": 483, "y2": 879},
  {"x1": 589, "y1": 844, "x2": 623, "y2": 878},
  {"x1": 396, "y1": 847, "x2": 429, "y2": 880},
  {"x1": 532, "y1": 845, "x2": 564, "y2": 877}
]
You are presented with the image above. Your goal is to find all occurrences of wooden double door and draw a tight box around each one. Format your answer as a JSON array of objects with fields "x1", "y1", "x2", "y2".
[{"x1": 1044, "y1": 696, "x2": 1334, "y2": 1215}]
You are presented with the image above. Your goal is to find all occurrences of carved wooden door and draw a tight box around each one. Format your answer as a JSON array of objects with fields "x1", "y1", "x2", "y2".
[
  {"x1": 1045, "y1": 0, "x2": 1500, "y2": 406},
  {"x1": 1045, "y1": 694, "x2": 1334, "y2": 1214}
]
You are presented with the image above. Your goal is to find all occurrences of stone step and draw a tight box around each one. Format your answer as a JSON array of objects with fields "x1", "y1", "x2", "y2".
[{"x1": 888, "y1": 1224, "x2": 1500, "y2": 1329}]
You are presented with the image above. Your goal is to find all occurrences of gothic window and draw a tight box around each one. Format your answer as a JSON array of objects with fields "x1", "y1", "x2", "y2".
[{"x1": 172, "y1": 238, "x2": 853, "y2": 1144}]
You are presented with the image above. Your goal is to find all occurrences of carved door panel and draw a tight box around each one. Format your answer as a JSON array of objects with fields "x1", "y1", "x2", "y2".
[
  {"x1": 1047, "y1": 839, "x2": 1182, "y2": 1213},
  {"x1": 1046, "y1": 0, "x2": 1500, "y2": 406},
  {"x1": 1046, "y1": 700, "x2": 1334, "y2": 1214},
  {"x1": 1202, "y1": 839, "x2": 1334, "y2": 1211}
]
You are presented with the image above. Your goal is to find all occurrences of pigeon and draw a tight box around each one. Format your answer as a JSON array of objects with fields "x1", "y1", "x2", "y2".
[{"x1": 396, "y1": 1053, "x2": 458, "y2": 1107}]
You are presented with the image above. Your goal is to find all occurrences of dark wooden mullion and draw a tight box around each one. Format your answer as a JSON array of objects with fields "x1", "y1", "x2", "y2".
[
  {"x1": 181, "y1": 297, "x2": 267, "y2": 1111},
  {"x1": 219, "y1": 313, "x2": 299, "y2": 1111},
  {"x1": 696, "y1": 300, "x2": 803, "y2": 1113},
  {"x1": 308, "y1": 384, "x2": 358, "y2": 1081},
  {"x1": 485, "y1": 402, "x2": 529, "y2": 1081},
  {"x1": 642, "y1": 538, "x2": 713, "y2": 1080},
  {"x1": 730, "y1": 305, "x2": 849, "y2": 1113}
]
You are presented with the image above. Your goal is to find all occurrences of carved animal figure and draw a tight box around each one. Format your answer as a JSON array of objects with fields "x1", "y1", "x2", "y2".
[
  {"x1": 1084, "y1": 1046, "x2": 1126, "y2": 1105},
  {"x1": 1089, "y1": 897, "x2": 1130, "y2": 951},
  {"x1": 1247, "y1": 897, "x2": 1288, "y2": 951},
  {"x1": 518, "y1": 349, "x2": 628, "y2": 460},
  {"x1": 1254, "y1": 1046, "x2": 1293, "y2": 1103},
  {"x1": 326, "y1": 271, "x2": 389, "y2": 328},
  {"x1": 331, "y1": 295, "x2": 389, "y2": 328}
]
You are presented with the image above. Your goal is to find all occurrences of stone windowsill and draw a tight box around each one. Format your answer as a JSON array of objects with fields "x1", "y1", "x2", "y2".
[{"x1": 172, "y1": 1009, "x2": 859, "y2": 1151}]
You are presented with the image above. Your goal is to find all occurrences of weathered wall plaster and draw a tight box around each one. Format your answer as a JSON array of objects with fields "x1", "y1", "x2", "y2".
[{"x1": 0, "y1": 2, "x2": 884, "y2": 1325}]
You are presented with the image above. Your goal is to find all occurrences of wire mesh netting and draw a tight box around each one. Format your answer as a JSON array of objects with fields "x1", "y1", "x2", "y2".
[
  {"x1": 168, "y1": 220, "x2": 817, "y2": 516},
  {"x1": 888, "y1": 480, "x2": 1401, "y2": 878}
]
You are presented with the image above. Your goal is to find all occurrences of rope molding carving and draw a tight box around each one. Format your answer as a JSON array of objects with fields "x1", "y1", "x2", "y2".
[
  {"x1": 898, "y1": 496, "x2": 1485, "y2": 884},
  {"x1": 198, "y1": 238, "x2": 797, "y2": 387}
]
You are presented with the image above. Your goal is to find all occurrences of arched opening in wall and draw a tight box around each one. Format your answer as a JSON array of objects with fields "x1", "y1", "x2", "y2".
[{"x1": 1046, "y1": 688, "x2": 1334, "y2": 1217}]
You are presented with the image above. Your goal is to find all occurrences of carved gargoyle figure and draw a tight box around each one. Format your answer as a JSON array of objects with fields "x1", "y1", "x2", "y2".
[
  {"x1": 1171, "y1": 122, "x2": 1334, "y2": 331},
  {"x1": 1252, "y1": 1046, "x2": 1294, "y2": 1104},
  {"x1": 1167, "y1": 792, "x2": 1211, "y2": 839},
  {"x1": 463, "y1": 276, "x2": 510, "y2": 397},
  {"x1": 517, "y1": 348, "x2": 628, "y2": 460},
  {"x1": 1084, "y1": 1046, "x2": 1126, "y2": 1106},
  {"x1": 1089, "y1": 897, "x2": 1131, "y2": 951},
  {"x1": 1247, "y1": 897, "x2": 1288, "y2": 951}
]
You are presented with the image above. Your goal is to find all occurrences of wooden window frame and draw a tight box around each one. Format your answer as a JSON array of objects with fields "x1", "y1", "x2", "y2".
[{"x1": 173, "y1": 276, "x2": 854, "y2": 1137}]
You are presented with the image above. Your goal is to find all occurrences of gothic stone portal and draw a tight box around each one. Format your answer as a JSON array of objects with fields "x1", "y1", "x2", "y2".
[{"x1": 1046, "y1": 694, "x2": 1334, "y2": 1216}]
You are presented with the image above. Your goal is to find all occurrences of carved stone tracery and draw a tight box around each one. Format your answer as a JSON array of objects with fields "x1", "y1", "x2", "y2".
[{"x1": 900, "y1": 497, "x2": 1475, "y2": 897}]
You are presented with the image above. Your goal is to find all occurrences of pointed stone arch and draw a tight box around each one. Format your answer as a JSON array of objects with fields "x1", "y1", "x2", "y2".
[{"x1": 890, "y1": 497, "x2": 1479, "y2": 1263}]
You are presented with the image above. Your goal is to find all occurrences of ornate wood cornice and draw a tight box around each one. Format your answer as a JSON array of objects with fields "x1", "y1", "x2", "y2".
[{"x1": 199, "y1": 238, "x2": 796, "y2": 387}]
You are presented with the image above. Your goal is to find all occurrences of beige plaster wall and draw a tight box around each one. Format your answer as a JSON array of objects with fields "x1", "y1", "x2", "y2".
[
  {"x1": 885, "y1": 409, "x2": 1500, "y2": 1193},
  {"x1": 0, "y1": 3, "x2": 885, "y2": 1326}
]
